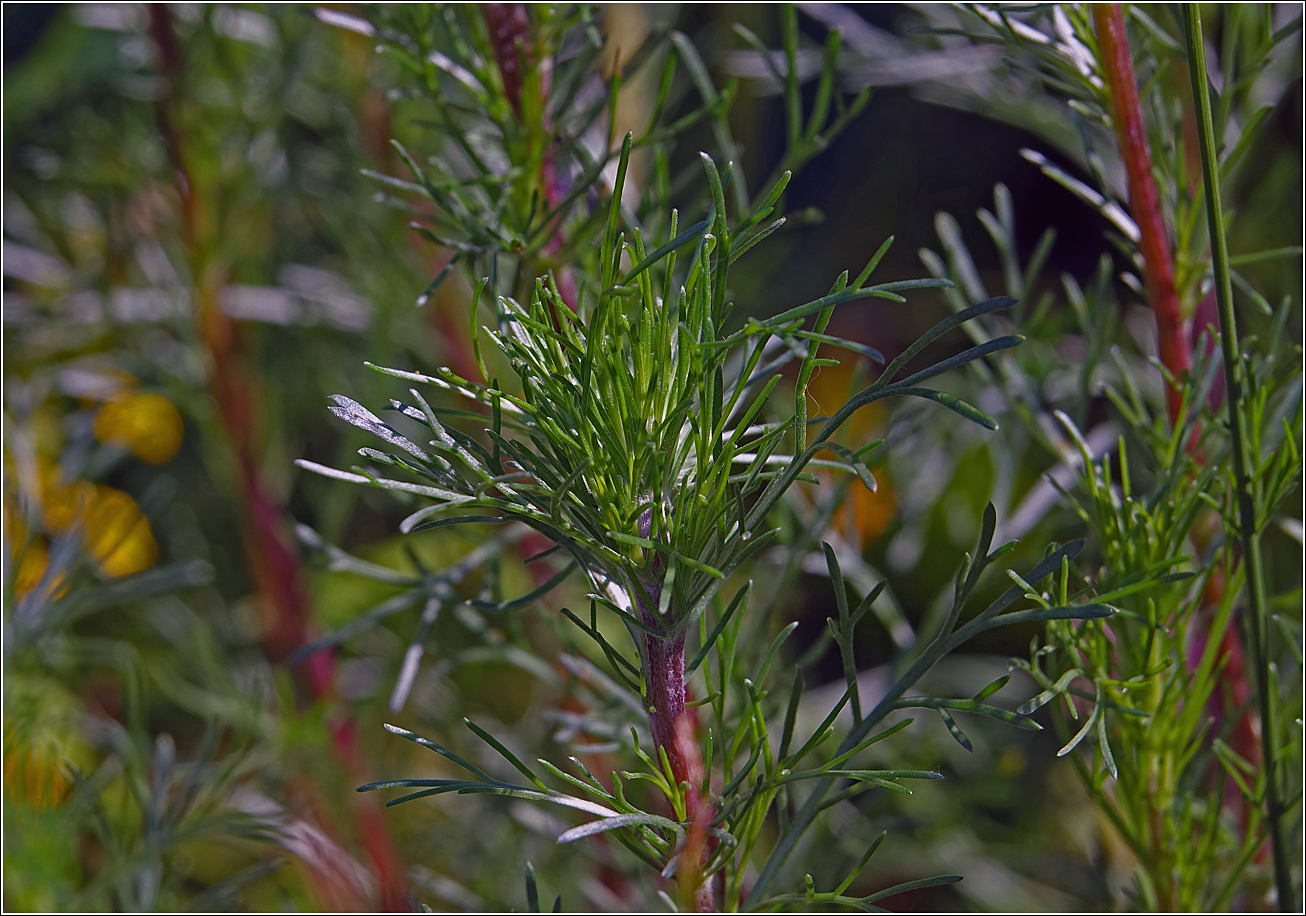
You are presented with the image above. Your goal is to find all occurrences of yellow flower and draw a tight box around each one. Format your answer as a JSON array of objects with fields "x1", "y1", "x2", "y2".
[
  {"x1": 36, "y1": 460, "x2": 98, "y2": 532},
  {"x1": 2, "y1": 725, "x2": 72, "y2": 810},
  {"x1": 3, "y1": 487, "x2": 48, "y2": 599},
  {"x1": 28, "y1": 458, "x2": 157, "y2": 578},
  {"x1": 93, "y1": 392, "x2": 184, "y2": 464},
  {"x1": 3, "y1": 677, "x2": 86, "y2": 811},
  {"x1": 844, "y1": 471, "x2": 897, "y2": 543},
  {"x1": 10, "y1": 537, "x2": 54, "y2": 600},
  {"x1": 806, "y1": 359, "x2": 885, "y2": 447},
  {"x1": 82, "y1": 486, "x2": 157, "y2": 577},
  {"x1": 804, "y1": 358, "x2": 898, "y2": 542}
]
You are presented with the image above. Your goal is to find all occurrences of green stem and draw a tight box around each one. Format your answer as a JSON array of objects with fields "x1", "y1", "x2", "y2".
[{"x1": 1182, "y1": 6, "x2": 1293, "y2": 910}]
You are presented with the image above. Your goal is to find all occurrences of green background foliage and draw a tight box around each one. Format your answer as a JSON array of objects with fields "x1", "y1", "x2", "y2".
[{"x1": 3, "y1": 4, "x2": 1301, "y2": 912}]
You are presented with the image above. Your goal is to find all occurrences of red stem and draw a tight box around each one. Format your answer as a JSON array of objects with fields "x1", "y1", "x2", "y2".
[
  {"x1": 1094, "y1": 4, "x2": 1191, "y2": 426},
  {"x1": 635, "y1": 505, "x2": 715, "y2": 911},
  {"x1": 482, "y1": 3, "x2": 531, "y2": 117},
  {"x1": 481, "y1": 2, "x2": 578, "y2": 318},
  {"x1": 1094, "y1": 3, "x2": 1261, "y2": 869},
  {"x1": 483, "y1": 9, "x2": 705, "y2": 904},
  {"x1": 641, "y1": 625, "x2": 691, "y2": 779},
  {"x1": 148, "y1": 10, "x2": 408, "y2": 908},
  {"x1": 635, "y1": 580, "x2": 716, "y2": 912}
]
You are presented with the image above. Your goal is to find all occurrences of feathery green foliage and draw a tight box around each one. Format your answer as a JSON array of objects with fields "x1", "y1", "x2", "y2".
[{"x1": 302, "y1": 5, "x2": 1118, "y2": 910}]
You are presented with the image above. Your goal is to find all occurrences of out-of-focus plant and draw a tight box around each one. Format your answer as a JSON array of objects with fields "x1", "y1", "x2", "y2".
[
  {"x1": 302, "y1": 4, "x2": 1119, "y2": 910},
  {"x1": 3, "y1": 3, "x2": 451, "y2": 908}
]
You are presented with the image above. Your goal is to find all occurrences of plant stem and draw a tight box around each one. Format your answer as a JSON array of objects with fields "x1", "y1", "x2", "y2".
[
  {"x1": 1098, "y1": 9, "x2": 1269, "y2": 903},
  {"x1": 634, "y1": 572, "x2": 714, "y2": 912},
  {"x1": 482, "y1": 3, "x2": 531, "y2": 116},
  {"x1": 631, "y1": 509, "x2": 713, "y2": 910},
  {"x1": 642, "y1": 622, "x2": 690, "y2": 779},
  {"x1": 481, "y1": 2, "x2": 578, "y2": 314},
  {"x1": 1183, "y1": 5, "x2": 1294, "y2": 909},
  {"x1": 146, "y1": 9, "x2": 408, "y2": 908},
  {"x1": 1093, "y1": 3, "x2": 1191, "y2": 427}
]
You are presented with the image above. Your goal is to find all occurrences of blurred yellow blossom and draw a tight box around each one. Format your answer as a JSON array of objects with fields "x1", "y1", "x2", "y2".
[
  {"x1": 2, "y1": 726, "x2": 72, "y2": 811},
  {"x1": 844, "y1": 470, "x2": 897, "y2": 543},
  {"x1": 10, "y1": 537, "x2": 53, "y2": 600},
  {"x1": 93, "y1": 392, "x2": 184, "y2": 464},
  {"x1": 3, "y1": 677, "x2": 86, "y2": 811},
  {"x1": 37, "y1": 460, "x2": 98, "y2": 532},
  {"x1": 806, "y1": 359, "x2": 884, "y2": 447},
  {"x1": 20, "y1": 457, "x2": 157, "y2": 579},
  {"x1": 805, "y1": 358, "x2": 898, "y2": 543},
  {"x1": 82, "y1": 486, "x2": 157, "y2": 577}
]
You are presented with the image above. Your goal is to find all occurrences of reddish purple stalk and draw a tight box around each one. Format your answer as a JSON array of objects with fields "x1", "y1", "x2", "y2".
[
  {"x1": 634, "y1": 583, "x2": 715, "y2": 912},
  {"x1": 480, "y1": 3, "x2": 579, "y2": 317},
  {"x1": 1094, "y1": 4, "x2": 1192, "y2": 426},
  {"x1": 482, "y1": 3, "x2": 531, "y2": 116},
  {"x1": 1093, "y1": 1, "x2": 1261, "y2": 872},
  {"x1": 635, "y1": 582, "x2": 692, "y2": 782},
  {"x1": 634, "y1": 513, "x2": 715, "y2": 912},
  {"x1": 482, "y1": 10, "x2": 708, "y2": 905},
  {"x1": 148, "y1": 9, "x2": 409, "y2": 908}
]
